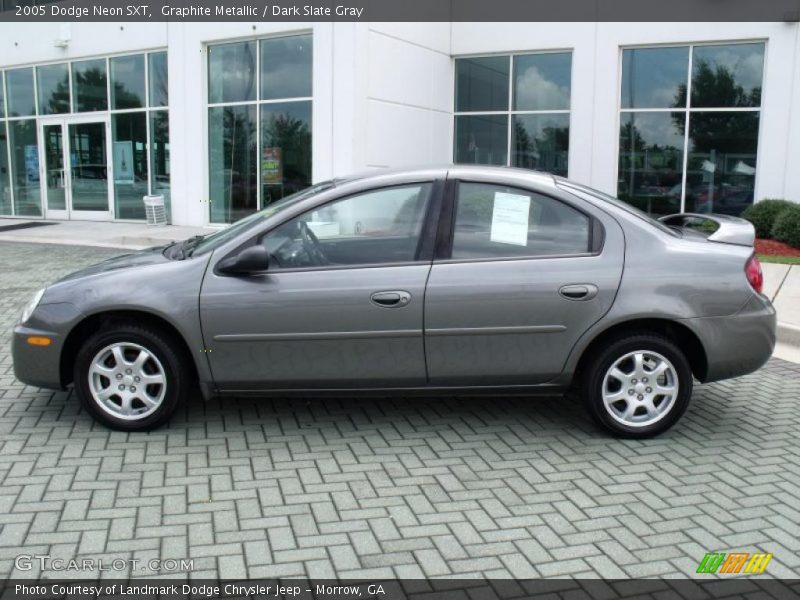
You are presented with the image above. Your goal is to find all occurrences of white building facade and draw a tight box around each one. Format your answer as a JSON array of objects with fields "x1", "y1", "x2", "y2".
[{"x1": 0, "y1": 21, "x2": 798, "y2": 226}]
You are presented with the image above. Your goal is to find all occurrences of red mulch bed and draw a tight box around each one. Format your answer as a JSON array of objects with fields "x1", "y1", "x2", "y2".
[{"x1": 755, "y1": 238, "x2": 800, "y2": 257}]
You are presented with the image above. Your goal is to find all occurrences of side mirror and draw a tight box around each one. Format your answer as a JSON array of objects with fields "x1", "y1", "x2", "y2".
[{"x1": 218, "y1": 245, "x2": 269, "y2": 275}]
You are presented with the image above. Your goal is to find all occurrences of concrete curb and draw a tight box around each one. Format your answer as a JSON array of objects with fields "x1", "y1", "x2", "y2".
[{"x1": 777, "y1": 322, "x2": 800, "y2": 347}]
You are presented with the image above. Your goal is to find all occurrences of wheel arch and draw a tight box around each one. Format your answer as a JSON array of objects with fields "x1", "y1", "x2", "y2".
[
  {"x1": 573, "y1": 318, "x2": 709, "y2": 384},
  {"x1": 60, "y1": 309, "x2": 200, "y2": 388}
]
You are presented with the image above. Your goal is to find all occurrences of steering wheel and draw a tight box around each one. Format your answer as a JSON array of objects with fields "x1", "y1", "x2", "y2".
[{"x1": 298, "y1": 221, "x2": 328, "y2": 265}]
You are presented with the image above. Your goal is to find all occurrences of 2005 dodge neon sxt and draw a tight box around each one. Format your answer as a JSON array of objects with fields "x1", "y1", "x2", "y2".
[{"x1": 12, "y1": 166, "x2": 776, "y2": 437}]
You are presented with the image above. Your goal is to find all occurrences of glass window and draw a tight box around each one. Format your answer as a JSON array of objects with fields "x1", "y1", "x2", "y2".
[
  {"x1": 36, "y1": 63, "x2": 70, "y2": 115},
  {"x1": 0, "y1": 72, "x2": 5, "y2": 117},
  {"x1": 684, "y1": 112, "x2": 759, "y2": 216},
  {"x1": 621, "y1": 47, "x2": 689, "y2": 109},
  {"x1": 261, "y1": 34, "x2": 312, "y2": 100},
  {"x1": 691, "y1": 44, "x2": 764, "y2": 108},
  {"x1": 260, "y1": 101, "x2": 312, "y2": 206},
  {"x1": 454, "y1": 114, "x2": 508, "y2": 166},
  {"x1": 110, "y1": 54, "x2": 145, "y2": 110},
  {"x1": 148, "y1": 52, "x2": 169, "y2": 107},
  {"x1": 451, "y1": 183, "x2": 590, "y2": 259},
  {"x1": 513, "y1": 52, "x2": 571, "y2": 111},
  {"x1": 8, "y1": 119, "x2": 41, "y2": 216},
  {"x1": 208, "y1": 41, "x2": 256, "y2": 104},
  {"x1": 261, "y1": 184, "x2": 431, "y2": 269},
  {"x1": 112, "y1": 112, "x2": 148, "y2": 219},
  {"x1": 0, "y1": 122, "x2": 11, "y2": 215},
  {"x1": 455, "y1": 56, "x2": 509, "y2": 112},
  {"x1": 619, "y1": 42, "x2": 764, "y2": 217},
  {"x1": 150, "y1": 111, "x2": 171, "y2": 219},
  {"x1": 72, "y1": 58, "x2": 108, "y2": 112},
  {"x1": 208, "y1": 105, "x2": 258, "y2": 223},
  {"x1": 617, "y1": 112, "x2": 684, "y2": 216},
  {"x1": 512, "y1": 114, "x2": 569, "y2": 177},
  {"x1": 6, "y1": 68, "x2": 36, "y2": 117}
]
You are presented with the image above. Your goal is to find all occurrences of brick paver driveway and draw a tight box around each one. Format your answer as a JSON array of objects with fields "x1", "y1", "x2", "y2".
[{"x1": 1, "y1": 241, "x2": 798, "y2": 580}]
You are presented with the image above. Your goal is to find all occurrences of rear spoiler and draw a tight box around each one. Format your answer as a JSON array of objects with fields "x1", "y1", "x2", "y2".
[{"x1": 658, "y1": 213, "x2": 755, "y2": 247}]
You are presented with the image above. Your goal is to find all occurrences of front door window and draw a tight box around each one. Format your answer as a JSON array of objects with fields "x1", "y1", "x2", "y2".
[{"x1": 69, "y1": 121, "x2": 110, "y2": 213}]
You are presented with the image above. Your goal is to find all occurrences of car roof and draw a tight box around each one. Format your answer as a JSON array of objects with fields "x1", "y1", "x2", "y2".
[{"x1": 332, "y1": 164, "x2": 557, "y2": 190}]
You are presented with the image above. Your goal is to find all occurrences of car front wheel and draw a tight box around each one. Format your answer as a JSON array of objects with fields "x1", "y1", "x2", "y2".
[
  {"x1": 582, "y1": 333, "x2": 693, "y2": 438},
  {"x1": 73, "y1": 324, "x2": 189, "y2": 431}
]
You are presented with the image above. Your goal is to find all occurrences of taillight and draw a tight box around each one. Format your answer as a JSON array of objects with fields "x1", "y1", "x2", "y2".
[{"x1": 745, "y1": 254, "x2": 763, "y2": 294}]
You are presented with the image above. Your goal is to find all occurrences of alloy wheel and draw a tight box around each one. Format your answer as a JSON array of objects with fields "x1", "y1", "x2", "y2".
[
  {"x1": 87, "y1": 342, "x2": 167, "y2": 420},
  {"x1": 601, "y1": 350, "x2": 679, "y2": 428}
]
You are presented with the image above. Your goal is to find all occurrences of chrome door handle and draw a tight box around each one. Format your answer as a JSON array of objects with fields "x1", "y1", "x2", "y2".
[
  {"x1": 559, "y1": 284, "x2": 598, "y2": 301},
  {"x1": 370, "y1": 290, "x2": 411, "y2": 308}
]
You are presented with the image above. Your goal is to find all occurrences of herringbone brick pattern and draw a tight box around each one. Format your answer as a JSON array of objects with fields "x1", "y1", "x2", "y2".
[{"x1": 1, "y1": 241, "x2": 798, "y2": 579}]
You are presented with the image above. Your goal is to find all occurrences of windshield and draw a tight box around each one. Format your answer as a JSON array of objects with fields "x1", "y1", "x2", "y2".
[
  {"x1": 556, "y1": 180, "x2": 678, "y2": 237},
  {"x1": 188, "y1": 181, "x2": 335, "y2": 255}
]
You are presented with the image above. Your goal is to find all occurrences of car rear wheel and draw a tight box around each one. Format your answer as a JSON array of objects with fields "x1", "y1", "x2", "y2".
[
  {"x1": 73, "y1": 324, "x2": 189, "y2": 431},
  {"x1": 582, "y1": 333, "x2": 693, "y2": 438}
]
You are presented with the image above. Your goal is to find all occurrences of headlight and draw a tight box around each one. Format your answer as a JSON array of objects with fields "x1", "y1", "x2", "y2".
[{"x1": 21, "y1": 288, "x2": 45, "y2": 324}]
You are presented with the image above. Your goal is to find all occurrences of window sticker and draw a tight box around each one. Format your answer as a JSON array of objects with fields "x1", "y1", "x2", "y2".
[{"x1": 490, "y1": 192, "x2": 530, "y2": 246}]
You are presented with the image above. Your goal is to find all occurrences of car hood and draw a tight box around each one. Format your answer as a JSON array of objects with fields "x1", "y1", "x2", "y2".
[{"x1": 54, "y1": 245, "x2": 171, "y2": 284}]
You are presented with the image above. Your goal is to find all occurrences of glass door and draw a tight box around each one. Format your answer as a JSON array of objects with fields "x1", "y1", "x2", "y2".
[
  {"x1": 41, "y1": 121, "x2": 68, "y2": 219},
  {"x1": 40, "y1": 116, "x2": 113, "y2": 220}
]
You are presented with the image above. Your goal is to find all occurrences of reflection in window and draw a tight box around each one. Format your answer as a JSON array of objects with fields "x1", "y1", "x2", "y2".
[
  {"x1": 513, "y1": 53, "x2": 571, "y2": 111},
  {"x1": 619, "y1": 43, "x2": 764, "y2": 217},
  {"x1": 261, "y1": 35, "x2": 312, "y2": 100},
  {"x1": 6, "y1": 68, "x2": 36, "y2": 117},
  {"x1": 454, "y1": 115, "x2": 508, "y2": 166},
  {"x1": 512, "y1": 114, "x2": 569, "y2": 177},
  {"x1": 150, "y1": 111, "x2": 171, "y2": 218},
  {"x1": 208, "y1": 41, "x2": 256, "y2": 104},
  {"x1": 691, "y1": 44, "x2": 764, "y2": 108},
  {"x1": 36, "y1": 63, "x2": 70, "y2": 115},
  {"x1": 148, "y1": 52, "x2": 169, "y2": 107},
  {"x1": 621, "y1": 47, "x2": 689, "y2": 109},
  {"x1": 617, "y1": 112, "x2": 684, "y2": 216},
  {"x1": 9, "y1": 119, "x2": 41, "y2": 216},
  {"x1": 112, "y1": 112, "x2": 148, "y2": 219},
  {"x1": 685, "y1": 112, "x2": 759, "y2": 216},
  {"x1": 208, "y1": 105, "x2": 258, "y2": 223},
  {"x1": 72, "y1": 59, "x2": 108, "y2": 112},
  {"x1": 111, "y1": 54, "x2": 145, "y2": 110},
  {"x1": 0, "y1": 72, "x2": 5, "y2": 117},
  {"x1": 260, "y1": 101, "x2": 311, "y2": 206},
  {"x1": 455, "y1": 56, "x2": 509, "y2": 112},
  {"x1": 454, "y1": 52, "x2": 572, "y2": 175},
  {"x1": 208, "y1": 34, "x2": 313, "y2": 223},
  {"x1": 0, "y1": 123, "x2": 11, "y2": 215}
]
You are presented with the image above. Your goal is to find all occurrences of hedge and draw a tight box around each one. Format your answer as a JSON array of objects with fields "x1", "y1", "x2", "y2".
[
  {"x1": 742, "y1": 199, "x2": 795, "y2": 239},
  {"x1": 771, "y1": 204, "x2": 800, "y2": 249}
]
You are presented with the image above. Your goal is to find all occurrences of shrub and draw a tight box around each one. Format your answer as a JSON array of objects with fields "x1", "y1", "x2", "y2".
[
  {"x1": 742, "y1": 199, "x2": 794, "y2": 239},
  {"x1": 771, "y1": 204, "x2": 800, "y2": 249}
]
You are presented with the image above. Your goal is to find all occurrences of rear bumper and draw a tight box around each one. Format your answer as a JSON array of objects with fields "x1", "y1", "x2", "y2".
[{"x1": 682, "y1": 293, "x2": 776, "y2": 383}]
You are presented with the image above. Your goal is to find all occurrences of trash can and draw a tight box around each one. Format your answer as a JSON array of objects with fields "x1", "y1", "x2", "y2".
[{"x1": 143, "y1": 195, "x2": 167, "y2": 226}]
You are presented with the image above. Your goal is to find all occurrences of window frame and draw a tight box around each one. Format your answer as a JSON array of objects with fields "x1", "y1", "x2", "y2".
[
  {"x1": 214, "y1": 179, "x2": 446, "y2": 276},
  {"x1": 434, "y1": 178, "x2": 602, "y2": 264},
  {"x1": 616, "y1": 40, "x2": 767, "y2": 216},
  {"x1": 453, "y1": 49, "x2": 573, "y2": 177}
]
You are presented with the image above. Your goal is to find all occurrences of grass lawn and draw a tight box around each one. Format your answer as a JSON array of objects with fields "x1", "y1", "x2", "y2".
[{"x1": 758, "y1": 254, "x2": 800, "y2": 265}]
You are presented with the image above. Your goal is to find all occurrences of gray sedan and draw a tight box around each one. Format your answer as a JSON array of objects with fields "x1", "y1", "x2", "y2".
[{"x1": 12, "y1": 166, "x2": 776, "y2": 437}]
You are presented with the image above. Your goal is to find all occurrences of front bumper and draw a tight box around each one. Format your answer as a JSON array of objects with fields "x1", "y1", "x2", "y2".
[
  {"x1": 682, "y1": 293, "x2": 777, "y2": 383},
  {"x1": 12, "y1": 302, "x2": 82, "y2": 390}
]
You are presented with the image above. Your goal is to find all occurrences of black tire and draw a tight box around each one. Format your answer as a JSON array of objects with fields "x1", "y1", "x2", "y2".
[
  {"x1": 73, "y1": 323, "x2": 190, "y2": 431},
  {"x1": 581, "y1": 332, "x2": 693, "y2": 438}
]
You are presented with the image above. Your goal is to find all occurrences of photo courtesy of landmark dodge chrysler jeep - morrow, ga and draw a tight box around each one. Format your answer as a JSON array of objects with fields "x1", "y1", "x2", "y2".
[{"x1": 13, "y1": 166, "x2": 776, "y2": 438}]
